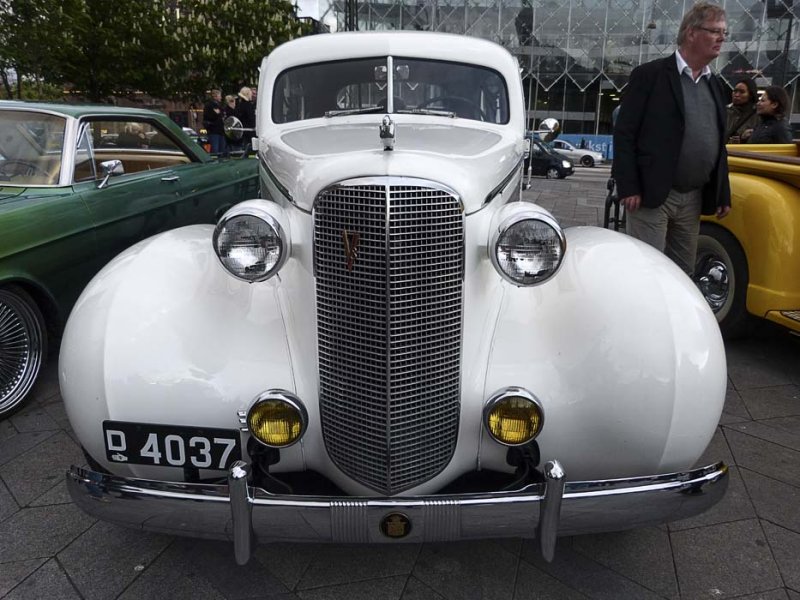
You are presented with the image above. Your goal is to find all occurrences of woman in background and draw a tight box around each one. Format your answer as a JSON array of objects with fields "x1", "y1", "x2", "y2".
[
  {"x1": 746, "y1": 85, "x2": 793, "y2": 144},
  {"x1": 725, "y1": 77, "x2": 758, "y2": 143}
]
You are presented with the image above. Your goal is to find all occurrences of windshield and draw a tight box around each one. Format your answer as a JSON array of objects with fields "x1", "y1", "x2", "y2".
[
  {"x1": 273, "y1": 57, "x2": 509, "y2": 124},
  {"x1": 0, "y1": 111, "x2": 66, "y2": 185}
]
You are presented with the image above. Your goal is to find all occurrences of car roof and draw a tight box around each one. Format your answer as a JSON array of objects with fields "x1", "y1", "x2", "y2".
[{"x1": 0, "y1": 100, "x2": 164, "y2": 119}]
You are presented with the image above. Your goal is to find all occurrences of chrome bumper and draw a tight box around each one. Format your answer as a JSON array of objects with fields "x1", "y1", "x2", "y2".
[{"x1": 66, "y1": 461, "x2": 728, "y2": 565}]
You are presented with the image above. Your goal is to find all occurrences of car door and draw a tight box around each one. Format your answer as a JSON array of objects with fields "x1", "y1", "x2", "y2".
[{"x1": 74, "y1": 117, "x2": 189, "y2": 273}]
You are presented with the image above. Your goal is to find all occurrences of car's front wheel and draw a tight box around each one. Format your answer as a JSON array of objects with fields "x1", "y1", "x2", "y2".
[
  {"x1": 694, "y1": 224, "x2": 751, "y2": 338},
  {"x1": 546, "y1": 167, "x2": 560, "y2": 179},
  {"x1": 580, "y1": 155, "x2": 595, "y2": 167},
  {"x1": 0, "y1": 285, "x2": 47, "y2": 418}
]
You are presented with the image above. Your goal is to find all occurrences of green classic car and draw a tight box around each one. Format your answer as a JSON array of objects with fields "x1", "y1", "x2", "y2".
[{"x1": 0, "y1": 101, "x2": 259, "y2": 417}]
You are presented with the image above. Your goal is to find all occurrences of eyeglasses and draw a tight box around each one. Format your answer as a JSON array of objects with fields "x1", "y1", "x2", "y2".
[{"x1": 696, "y1": 26, "x2": 729, "y2": 38}]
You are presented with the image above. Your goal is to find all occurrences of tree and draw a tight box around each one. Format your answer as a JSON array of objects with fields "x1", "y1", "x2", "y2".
[{"x1": 163, "y1": 0, "x2": 312, "y2": 99}]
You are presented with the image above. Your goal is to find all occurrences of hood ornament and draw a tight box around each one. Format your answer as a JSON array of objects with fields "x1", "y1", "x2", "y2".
[{"x1": 379, "y1": 115, "x2": 395, "y2": 151}]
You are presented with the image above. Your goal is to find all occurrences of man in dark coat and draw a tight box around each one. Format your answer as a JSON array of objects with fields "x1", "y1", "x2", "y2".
[
  {"x1": 203, "y1": 89, "x2": 226, "y2": 155},
  {"x1": 613, "y1": 1, "x2": 731, "y2": 276}
]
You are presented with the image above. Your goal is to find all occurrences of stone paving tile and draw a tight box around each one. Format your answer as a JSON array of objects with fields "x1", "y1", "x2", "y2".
[
  {"x1": 763, "y1": 521, "x2": 800, "y2": 592},
  {"x1": 513, "y1": 561, "x2": 587, "y2": 599},
  {"x1": 0, "y1": 431, "x2": 84, "y2": 506},
  {"x1": 738, "y1": 385, "x2": 800, "y2": 420},
  {"x1": 725, "y1": 428, "x2": 800, "y2": 488},
  {"x1": 28, "y1": 480, "x2": 73, "y2": 507},
  {"x1": 0, "y1": 429, "x2": 57, "y2": 468},
  {"x1": 400, "y1": 576, "x2": 446, "y2": 600},
  {"x1": 412, "y1": 541, "x2": 518, "y2": 600},
  {"x1": 296, "y1": 544, "x2": 418, "y2": 590},
  {"x1": 0, "y1": 418, "x2": 16, "y2": 442},
  {"x1": 0, "y1": 558, "x2": 46, "y2": 597},
  {"x1": 572, "y1": 527, "x2": 678, "y2": 598},
  {"x1": 761, "y1": 416, "x2": 800, "y2": 436},
  {"x1": 725, "y1": 420, "x2": 800, "y2": 452},
  {"x1": 0, "y1": 477, "x2": 19, "y2": 523},
  {"x1": 116, "y1": 540, "x2": 226, "y2": 600},
  {"x1": 520, "y1": 538, "x2": 663, "y2": 599},
  {"x1": 789, "y1": 589, "x2": 800, "y2": 600},
  {"x1": 720, "y1": 387, "x2": 752, "y2": 423},
  {"x1": 725, "y1": 331, "x2": 800, "y2": 391},
  {"x1": 733, "y1": 590, "x2": 790, "y2": 600},
  {"x1": 255, "y1": 543, "x2": 320, "y2": 591},
  {"x1": 0, "y1": 503, "x2": 95, "y2": 563},
  {"x1": 57, "y1": 520, "x2": 173, "y2": 600},
  {"x1": 739, "y1": 468, "x2": 800, "y2": 533},
  {"x1": 297, "y1": 576, "x2": 406, "y2": 600},
  {"x1": 2, "y1": 559, "x2": 82, "y2": 600},
  {"x1": 671, "y1": 519, "x2": 782, "y2": 598},
  {"x1": 9, "y1": 403, "x2": 61, "y2": 433}
]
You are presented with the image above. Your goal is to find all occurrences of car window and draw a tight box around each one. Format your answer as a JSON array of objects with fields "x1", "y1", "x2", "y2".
[
  {"x1": 0, "y1": 110, "x2": 66, "y2": 186},
  {"x1": 273, "y1": 57, "x2": 509, "y2": 124},
  {"x1": 73, "y1": 119, "x2": 193, "y2": 183}
]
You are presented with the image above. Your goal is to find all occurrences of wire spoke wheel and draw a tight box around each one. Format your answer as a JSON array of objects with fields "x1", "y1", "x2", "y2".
[{"x1": 0, "y1": 287, "x2": 46, "y2": 417}]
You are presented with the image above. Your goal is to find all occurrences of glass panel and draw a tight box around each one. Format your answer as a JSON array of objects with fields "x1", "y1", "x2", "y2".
[
  {"x1": 73, "y1": 125, "x2": 96, "y2": 183},
  {"x1": 0, "y1": 110, "x2": 66, "y2": 186},
  {"x1": 272, "y1": 56, "x2": 509, "y2": 123}
]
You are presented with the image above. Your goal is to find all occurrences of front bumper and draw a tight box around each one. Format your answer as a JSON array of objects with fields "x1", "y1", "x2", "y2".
[{"x1": 66, "y1": 461, "x2": 727, "y2": 565}]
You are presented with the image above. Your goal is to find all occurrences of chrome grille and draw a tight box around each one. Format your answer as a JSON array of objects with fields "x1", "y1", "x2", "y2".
[{"x1": 315, "y1": 178, "x2": 463, "y2": 494}]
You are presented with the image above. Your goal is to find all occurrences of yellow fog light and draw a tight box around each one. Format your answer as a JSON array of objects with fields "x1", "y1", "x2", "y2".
[
  {"x1": 484, "y1": 387, "x2": 544, "y2": 446},
  {"x1": 247, "y1": 390, "x2": 307, "y2": 448}
]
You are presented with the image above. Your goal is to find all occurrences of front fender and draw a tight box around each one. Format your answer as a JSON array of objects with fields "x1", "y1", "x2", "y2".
[
  {"x1": 485, "y1": 226, "x2": 726, "y2": 480},
  {"x1": 59, "y1": 225, "x2": 296, "y2": 479}
]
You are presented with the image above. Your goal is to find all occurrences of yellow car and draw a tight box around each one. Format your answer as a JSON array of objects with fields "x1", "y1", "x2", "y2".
[{"x1": 697, "y1": 143, "x2": 800, "y2": 337}]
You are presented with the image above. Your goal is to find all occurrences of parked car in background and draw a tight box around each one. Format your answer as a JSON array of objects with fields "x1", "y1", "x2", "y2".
[
  {"x1": 0, "y1": 101, "x2": 259, "y2": 417},
  {"x1": 526, "y1": 138, "x2": 574, "y2": 179},
  {"x1": 62, "y1": 32, "x2": 728, "y2": 565},
  {"x1": 695, "y1": 143, "x2": 800, "y2": 337},
  {"x1": 550, "y1": 139, "x2": 605, "y2": 167}
]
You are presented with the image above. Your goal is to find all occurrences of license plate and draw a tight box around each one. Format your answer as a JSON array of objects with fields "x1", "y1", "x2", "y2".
[{"x1": 103, "y1": 421, "x2": 241, "y2": 469}]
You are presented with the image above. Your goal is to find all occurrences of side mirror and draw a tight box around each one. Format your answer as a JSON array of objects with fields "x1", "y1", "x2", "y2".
[
  {"x1": 224, "y1": 116, "x2": 256, "y2": 141},
  {"x1": 537, "y1": 118, "x2": 561, "y2": 143},
  {"x1": 97, "y1": 159, "x2": 124, "y2": 189}
]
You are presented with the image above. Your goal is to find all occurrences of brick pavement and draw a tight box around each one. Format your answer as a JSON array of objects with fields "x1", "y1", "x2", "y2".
[{"x1": 1, "y1": 165, "x2": 799, "y2": 599}]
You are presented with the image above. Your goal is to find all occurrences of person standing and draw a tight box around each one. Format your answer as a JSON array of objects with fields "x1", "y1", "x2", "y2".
[
  {"x1": 203, "y1": 88, "x2": 226, "y2": 155},
  {"x1": 613, "y1": 1, "x2": 731, "y2": 277},
  {"x1": 726, "y1": 77, "x2": 759, "y2": 143},
  {"x1": 746, "y1": 85, "x2": 793, "y2": 144},
  {"x1": 235, "y1": 86, "x2": 256, "y2": 152}
]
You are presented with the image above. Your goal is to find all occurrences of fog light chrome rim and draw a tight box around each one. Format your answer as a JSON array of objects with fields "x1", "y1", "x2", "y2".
[
  {"x1": 246, "y1": 390, "x2": 307, "y2": 448},
  {"x1": 483, "y1": 387, "x2": 544, "y2": 446}
]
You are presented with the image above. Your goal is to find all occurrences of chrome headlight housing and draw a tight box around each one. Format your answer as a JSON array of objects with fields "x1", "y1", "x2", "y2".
[
  {"x1": 489, "y1": 205, "x2": 566, "y2": 286},
  {"x1": 213, "y1": 201, "x2": 290, "y2": 282},
  {"x1": 483, "y1": 387, "x2": 544, "y2": 446}
]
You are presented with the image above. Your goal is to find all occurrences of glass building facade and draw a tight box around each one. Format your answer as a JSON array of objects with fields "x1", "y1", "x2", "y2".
[{"x1": 314, "y1": 0, "x2": 800, "y2": 135}]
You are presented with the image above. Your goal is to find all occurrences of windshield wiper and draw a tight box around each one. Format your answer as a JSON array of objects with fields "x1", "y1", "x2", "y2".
[
  {"x1": 324, "y1": 107, "x2": 386, "y2": 118},
  {"x1": 395, "y1": 108, "x2": 456, "y2": 118}
]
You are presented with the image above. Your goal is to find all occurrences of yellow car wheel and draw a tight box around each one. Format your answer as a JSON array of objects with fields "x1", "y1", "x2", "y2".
[{"x1": 695, "y1": 223, "x2": 751, "y2": 338}]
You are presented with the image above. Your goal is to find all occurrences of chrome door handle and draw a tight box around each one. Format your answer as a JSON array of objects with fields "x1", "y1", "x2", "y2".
[{"x1": 161, "y1": 175, "x2": 180, "y2": 182}]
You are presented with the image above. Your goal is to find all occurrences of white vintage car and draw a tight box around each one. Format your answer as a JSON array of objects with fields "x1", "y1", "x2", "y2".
[{"x1": 61, "y1": 32, "x2": 728, "y2": 565}]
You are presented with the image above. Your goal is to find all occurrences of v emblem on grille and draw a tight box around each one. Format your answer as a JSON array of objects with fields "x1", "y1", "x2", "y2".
[{"x1": 342, "y1": 229, "x2": 360, "y2": 271}]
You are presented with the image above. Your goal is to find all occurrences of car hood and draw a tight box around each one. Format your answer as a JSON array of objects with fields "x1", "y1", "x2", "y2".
[{"x1": 263, "y1": 121, "x2": 525, "y2": 213}]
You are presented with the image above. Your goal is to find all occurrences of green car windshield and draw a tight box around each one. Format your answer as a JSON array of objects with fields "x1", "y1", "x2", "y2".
[
  {"x1": 272, "y1": 57, "x2": 509, "y2": 124},
  {"x1": 0, "y1": 111, "x2": 67, "y2": 186}
]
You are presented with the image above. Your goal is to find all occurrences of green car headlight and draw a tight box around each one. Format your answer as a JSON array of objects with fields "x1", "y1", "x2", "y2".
[{"x1": 213, "y1": 203, "x2": 289, "y2": 282}]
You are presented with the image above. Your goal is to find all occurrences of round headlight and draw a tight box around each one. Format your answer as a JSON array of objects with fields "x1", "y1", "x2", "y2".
[
  {"x1": 484, "y1": 387, "x2": 544, "y2": 446},
  {"x1": 493, "y1": 212, "x2": 565, "y2": 286},
  {"x1": 247, "y1": 390, "x2": 307, "y2": 448},
  {"x1": 213, "y1": 205, "x2": 287, "y2": 282}
]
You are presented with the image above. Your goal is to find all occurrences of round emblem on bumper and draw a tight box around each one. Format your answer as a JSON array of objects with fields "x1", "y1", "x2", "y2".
[{"x1": 380, "y1": 512, "x2": 412, "y2": 538}]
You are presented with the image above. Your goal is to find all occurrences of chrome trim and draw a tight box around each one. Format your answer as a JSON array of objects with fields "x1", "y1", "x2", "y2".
[
  {"x1": 780, "y1": 310, "x2": 800, "y2": 322},
  {"x1": 246, "y1": 389, "x2": 308, "y2": 449},
  {"x1": 66, "y1": 462, "x2": 729, "y2": 565},
  {"x1": 313, "y1": 177, "x2": 465, "y2": 494},
  {"x1": 258, "y1": 155, "x2": 297, "y2": 208},
  {"x1": 212, "y1": 204, "x2": 289, "y2": 282},
  {"x1": 482, "y1": 387, "x2": 544, "y2": 447},
  {"x1": 483, "y1": 159, "x2": 524, "y2": 206},
  {"x1": 228, "y1": 461, "x2": 253, "y2": 566},
  {"x1": 489, "y1": 208, "x2": 567, "y2": 287},
  {"x1": 538, "y1": 460, "x2": 565, "y2": 562}
]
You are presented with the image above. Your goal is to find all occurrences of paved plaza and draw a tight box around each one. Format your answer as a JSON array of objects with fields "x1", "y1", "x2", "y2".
[{"x1": 1, "y1": 165, "x2": 799, "y2": 599}]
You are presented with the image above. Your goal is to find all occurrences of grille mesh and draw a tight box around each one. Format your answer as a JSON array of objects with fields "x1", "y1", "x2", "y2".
[{"x1": 315, "y1": 179, "x2": 463, "y2": 494}]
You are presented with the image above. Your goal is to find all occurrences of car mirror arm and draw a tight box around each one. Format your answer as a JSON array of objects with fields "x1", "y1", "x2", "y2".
[{"x1": 97, "y1": 160, "x2": 124, "y2": 189}]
